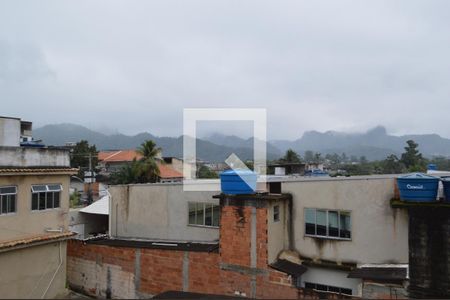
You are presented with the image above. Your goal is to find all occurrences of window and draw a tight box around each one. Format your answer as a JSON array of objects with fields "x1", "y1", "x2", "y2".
[
  {"x1": 188, "y1": 202, "x2": 220, "y2": 227},
  {"x1": 0, "y1": 186, "x2": 17, "y2": 215},
  {"x1": 304, "y1": 282, "x2": 352, "y2": 296},
  {"x1": 31, "y1": 184, "x2": 62, "y2": 211},
  {"x1": 304, "y1": 208, "x2": 351, "y2": 239},
  {"x1": 273, "y1": 205, "x2": 280, "y2": 222}
]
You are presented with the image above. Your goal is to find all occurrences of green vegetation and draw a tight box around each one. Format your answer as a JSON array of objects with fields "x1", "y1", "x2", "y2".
[
  {"x1": 279, "y1": 149, "x2": 302, "y2": 163},
  {"x1": 69, "y1": 140, "x2": 98, "y2": 178},
  {"x1": 70, "y1": 192, "x2": 81, "y2": 208},
  {"x1": 197, "y1": 165, "x2": 219, "y2": 179},
  {"x1": 110, "y1": 140, "x2": 161, "y2": 184},
  {"x1": 331, "y1": 140, "x2": 434, "y2": 176}
]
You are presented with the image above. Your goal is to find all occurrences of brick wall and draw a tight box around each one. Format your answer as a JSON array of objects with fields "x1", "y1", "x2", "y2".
[{"x1": 67, "y1": 194, "x2": 301, "y2": 299}]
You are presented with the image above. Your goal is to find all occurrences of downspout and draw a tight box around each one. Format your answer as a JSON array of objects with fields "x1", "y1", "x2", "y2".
[
  {"x1": 288, "y1": 195, "x2": 294, "y2": 250},
  {"x1": 107, "y1": 189, "x2": 112, "y2": 237},
  {"x1": 42, "y1": 241, "x2": 63, "y2": 298}
]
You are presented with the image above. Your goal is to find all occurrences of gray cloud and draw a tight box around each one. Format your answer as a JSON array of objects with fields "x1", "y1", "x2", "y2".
[{"x1": 1, "y1": 0, "x2": 450, "y2": 139}]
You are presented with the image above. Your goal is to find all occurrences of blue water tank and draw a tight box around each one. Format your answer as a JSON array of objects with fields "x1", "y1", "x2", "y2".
[
  {"x1": 397, "y1": 173, "x2": 439, "y2": 202},
  {"x1": 442, "y1": 178, "x2": 450, "y2": 202},
  {"x1": 220, "y1": 169, "x2": 257, "y2": 195},
  {"x1": 427, "y1": 163, "x2": 437, "y2": 171}
]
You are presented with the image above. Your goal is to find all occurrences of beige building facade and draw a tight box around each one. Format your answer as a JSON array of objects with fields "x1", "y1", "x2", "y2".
[{"x1": 0, "y1": 116, "x2": 76, "y2": 299}]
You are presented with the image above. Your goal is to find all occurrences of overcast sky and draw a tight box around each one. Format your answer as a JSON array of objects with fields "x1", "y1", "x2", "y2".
[{"x1": 1, "y1": 1, "x2": 450, "y2": 140}]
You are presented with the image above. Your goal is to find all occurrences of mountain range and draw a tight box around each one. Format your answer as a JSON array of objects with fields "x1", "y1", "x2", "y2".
[{"x1": 33, "y1": 124, "x2": 450, "y2": 162}]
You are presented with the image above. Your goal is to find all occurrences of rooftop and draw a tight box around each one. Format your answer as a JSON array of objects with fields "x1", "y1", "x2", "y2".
[
  {"x1": 98, "y1": 150, "x2": 142, "y2": 162},
  {"x1": 0, "y1": 146, "x2": 71, "y2": 168}
]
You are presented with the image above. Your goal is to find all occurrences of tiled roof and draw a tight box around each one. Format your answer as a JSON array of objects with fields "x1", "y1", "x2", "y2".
[
  {"x1": 158, "y1": 163, "x2": 183, "y2": 179},
  {"x1": 0, "y1": 167, "x2": 78, "y2": 175},
  {"x1": 98, "y1": 150, "x2": 142, "y2": 162},
  {"x1": 0, "y1": 232, "x2": 75, "y2": 252}
]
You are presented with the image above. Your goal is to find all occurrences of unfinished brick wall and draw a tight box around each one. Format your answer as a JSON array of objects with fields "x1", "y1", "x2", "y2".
[{"x1": 67, "y1": 194, "x2": 300, "y2": 299}]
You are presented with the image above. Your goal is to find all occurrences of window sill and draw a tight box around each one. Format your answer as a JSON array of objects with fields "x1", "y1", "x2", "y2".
[
  {"x1": 31, "y1": 208, "x2": 62, "y2": 213},
  {"x1": 0, "y1": 212, "x2": 17, "y2": 217},
  {"x1": 187, "y1": 224, "x2": 219, "y2": 229},
  {"x1": 304, "y1": 234, "x2": 351, "y2": 241}
]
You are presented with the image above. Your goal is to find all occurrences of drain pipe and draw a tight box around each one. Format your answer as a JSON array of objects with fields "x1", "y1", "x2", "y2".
[{"x1": 41, "y1": 241, "x2": 63, "y2": 298}]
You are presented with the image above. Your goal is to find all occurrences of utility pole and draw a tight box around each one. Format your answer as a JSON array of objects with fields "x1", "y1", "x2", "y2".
[{"x1": 87, "y1": 153, "x2": 93, "y2": 204}]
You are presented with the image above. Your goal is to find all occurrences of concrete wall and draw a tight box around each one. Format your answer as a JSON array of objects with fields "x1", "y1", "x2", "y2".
[
  {"x1": 0, "y1": 117, "x2": 20, "y2": 147},
  {"x1": 267, "y1": 199, "x2": 290, "y2": 264},
  {"x1": 0, "y1": 174, "x2": 70, "y2": 241},
  {"x1": 282, "y1": 177, "x2": 408, "y2": 264},
  {"x1": 0, "y1": 147, "x2": 70, "y2": 167},
  {"x1": 0, "y1": 241, "x2": 67, "y2": 299},
  {"x1": 69, "y1": 209, "x2": 109, "y2": 239},
  {"x1": 109, "y1": 184, "x2": 219, "y2": 242}
]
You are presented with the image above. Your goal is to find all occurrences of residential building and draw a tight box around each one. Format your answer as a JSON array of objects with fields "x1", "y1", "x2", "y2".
[
  {"x1": 98, "y1": 150, "x2": 184, "y2": 182},
  {"x1": 0, "y1": 116, "x2": 77, "y2": 299},
  {"x1": 67, "y1": 174, "x2": 410, "y2": 298}
]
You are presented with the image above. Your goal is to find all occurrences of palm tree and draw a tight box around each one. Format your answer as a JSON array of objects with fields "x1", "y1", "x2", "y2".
[{"x1": 137, "y1": 140, "x2": 161, "y2": 182}]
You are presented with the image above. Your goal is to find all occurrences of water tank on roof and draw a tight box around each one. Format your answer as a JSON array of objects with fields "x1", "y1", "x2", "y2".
[
  {"x1": 427, "y1": 164, "x2": 437, "y2": 171},
  {"x1": 397, "y1": 173, "x2": 439, "y2": 202},
  {"x1": 441, "y1": 177, "x2": 450, "y2": 202},
  {"x1": 220, "y1": 169, "x2": 257, "y2": 195}
]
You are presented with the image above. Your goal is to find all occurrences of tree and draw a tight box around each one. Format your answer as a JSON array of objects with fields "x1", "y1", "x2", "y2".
[
  {"x1": 110, "y1": 140, "x2": 162, "y2": 184},
  {"x1": 70, "y1": 140, "x2": 98, "y2": 178},
  {"x1": 313, "y1": 152, "x2": 323, "y2": 163},
  {"x1": 304, "y1": 150, "x2": 314, "y2": 163},
  {"x1": 197, "y1": 165, "x2": 219, "y2": 179},
  {"x1": 109, "y1": 159, "x2": 143, "y2": 184},
  {"x1": 279, "y1": 149, "x2": 301, "y2": 163},
  {"x1": 137, "y1": 140, "x2": 161, "y2": 183},
  {"x1": 400, "y1": 140, "x2": 425, "y2": 172},
  {"x1": 382, "y1": 154, "x2": 404, "y2": 174}
]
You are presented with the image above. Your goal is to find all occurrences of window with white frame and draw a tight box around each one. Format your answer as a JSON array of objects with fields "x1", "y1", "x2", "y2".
[
  {"x1": 31, "y1": 184, "x2": 62, "y2": 211},
  {"x1": 188, "y1": 202, "x2": 220, "y2": 227},
  {"x1": 304, "y1": 208, "x2": 351, "y2": 239},
  {"x1": 0, "y1": 186, "x2": 17, "y2": 215}
]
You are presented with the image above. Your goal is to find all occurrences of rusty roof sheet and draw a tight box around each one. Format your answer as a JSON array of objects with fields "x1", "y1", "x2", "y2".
[{"x1": 0, "y1": 232, "x2": 76, "y2": 252}]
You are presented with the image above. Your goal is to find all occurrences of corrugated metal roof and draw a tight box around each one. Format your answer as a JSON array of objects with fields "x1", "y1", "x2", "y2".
[
  {"x1": 269, "y1": 259, "x2": 308, "y2": 276},
  {"x1": 80, "y1": 195, "x2": 109, "y2": 215}
]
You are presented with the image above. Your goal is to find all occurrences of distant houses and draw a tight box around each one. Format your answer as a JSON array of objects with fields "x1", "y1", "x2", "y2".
[{"x1": 97, "y1": 149, "x2": 184, "y2": 183}]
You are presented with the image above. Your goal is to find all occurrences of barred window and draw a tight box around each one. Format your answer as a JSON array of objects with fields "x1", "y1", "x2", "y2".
[
  {"x1": 31, "y1": 184, "x2": 62, "y2": 211},
  {"x1": 0, "y1": 186, "x2": 17, "y2": 215},
  {"x1": 304, "y1": 282, "x2": 352, "y2": 296}
]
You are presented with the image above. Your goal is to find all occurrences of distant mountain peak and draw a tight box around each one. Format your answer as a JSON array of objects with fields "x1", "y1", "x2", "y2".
[{"x1": 367, "y1": 126, "x2": 387, "y2": 136}]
